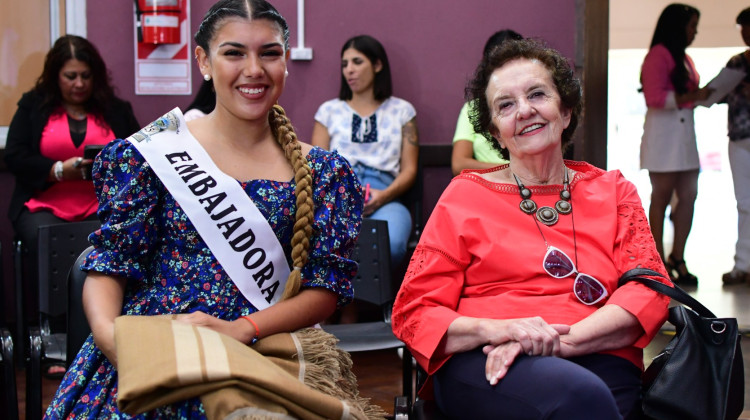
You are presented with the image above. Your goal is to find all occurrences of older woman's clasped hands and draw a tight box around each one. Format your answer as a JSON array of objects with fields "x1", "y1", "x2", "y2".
[{"x1": 480, "y1": 317, "x2": 571, "y2": 385}]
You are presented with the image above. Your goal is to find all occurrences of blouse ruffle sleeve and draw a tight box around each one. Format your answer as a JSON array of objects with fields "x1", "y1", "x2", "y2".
[
  {"x1": 606, "y1": 171, "x2": 670, "y2": 348},
  {"x1": 81, "y1": 138, "x2": 161, "y2": 282},
  {"x1": 303, "y1": 148, "x2": 364, "y2": 308}
]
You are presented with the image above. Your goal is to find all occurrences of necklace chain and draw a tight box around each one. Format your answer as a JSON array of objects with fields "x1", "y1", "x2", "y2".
[
  {"x1": 519, "y1": 167, "x2": 579, "y2": 268},
  {"x1": 532, "y1": 200, "x2": 579, "y2": 269}
]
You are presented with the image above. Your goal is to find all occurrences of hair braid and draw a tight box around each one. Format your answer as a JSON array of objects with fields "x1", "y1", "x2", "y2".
[{"x1": 268, "y1": 105, "x2": 314, "y2": 300}]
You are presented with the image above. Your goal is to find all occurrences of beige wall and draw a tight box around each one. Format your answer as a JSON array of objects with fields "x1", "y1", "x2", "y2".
[
  {"x1": 0, "y1": 0, "x2": 63, "y2": 126},
  {"x1": 611, "y1": 0, "x2": 748, "y2": 49}
]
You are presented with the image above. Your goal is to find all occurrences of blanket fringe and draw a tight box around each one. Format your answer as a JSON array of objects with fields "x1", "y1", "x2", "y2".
[{"x1": 294, "y1": 329, "x2": 388, "y2": 420}]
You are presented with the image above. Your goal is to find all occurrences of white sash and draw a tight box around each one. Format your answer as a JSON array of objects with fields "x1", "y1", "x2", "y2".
[{"x1": 127, "y1": 108, "x2": 290, "y2": 310}]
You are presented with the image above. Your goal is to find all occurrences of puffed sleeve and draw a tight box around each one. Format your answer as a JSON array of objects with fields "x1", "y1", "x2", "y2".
[
  {"x1": 81, "y1": 138, "x2": 162, "y2": 282},
  {"x1": 303, "y1": 148, "x2": 364, "y2": 308},
  {"x1": 607, "y1": 171, "x2": 670, "y2": 347},
  {"x1": 392, "y1": 181, "x2": 470, "y2": 373},
  {"x1": 641, "y1": 44, "x2": 679, "y2": 109},
  {"x1": 397, "y1": 98, "x2": 417, "y2": 124},
  {"x1": 313, "y1": 100, "x2": 333, "y2": 128}
]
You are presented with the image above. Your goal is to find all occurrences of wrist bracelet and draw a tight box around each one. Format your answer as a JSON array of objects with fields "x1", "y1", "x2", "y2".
[
  {"x1": 240, "y1": 316, "x2": 260, "y2": 345},
  {"x1": 54, "y1": 161, "x2": 64, "y2": 181}
]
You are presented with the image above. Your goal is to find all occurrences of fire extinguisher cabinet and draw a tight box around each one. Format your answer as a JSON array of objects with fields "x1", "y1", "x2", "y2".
[{"x1": 136, "y1": 0, "x2": 181, "y2": 44}]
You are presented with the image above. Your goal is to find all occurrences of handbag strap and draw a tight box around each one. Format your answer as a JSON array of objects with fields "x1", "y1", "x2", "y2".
[{"x1": 617, "y1": 268, "x2": 716, "y2": 318}]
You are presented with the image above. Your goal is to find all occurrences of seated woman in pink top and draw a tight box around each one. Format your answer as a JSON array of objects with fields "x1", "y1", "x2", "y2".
[
  {"x1": 4, "y1": 35, "x2": 139, "y2": 376},
  {"x1": 639, "y1": 3, "x2": 712, "y2": 286}
]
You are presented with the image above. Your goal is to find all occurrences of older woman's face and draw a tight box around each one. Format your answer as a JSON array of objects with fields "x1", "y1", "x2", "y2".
[
  {"x1": 486, "y1": 58, "x2": 571, "y2": 161},
  {"x1": 58, "y1": 58, "x2": 92, "y2": 106}
]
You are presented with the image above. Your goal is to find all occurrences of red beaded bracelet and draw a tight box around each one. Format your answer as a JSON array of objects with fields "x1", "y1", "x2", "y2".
[{"x1": 241, "y1": 316, "x2": 260, "y2": 345}]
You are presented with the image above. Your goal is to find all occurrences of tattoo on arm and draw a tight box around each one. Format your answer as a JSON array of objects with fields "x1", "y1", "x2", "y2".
[{"x1": 403, "y1": 119, "x2": 419, "y2": 146}]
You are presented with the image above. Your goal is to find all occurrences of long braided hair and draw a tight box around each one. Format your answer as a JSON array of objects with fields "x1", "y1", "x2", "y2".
[
  {"x1": 268, "y1": 105, "x2": 314, "y2": 300},
  {"x1": 195, "y1": 0, "x2": 313, "y2": 300}
]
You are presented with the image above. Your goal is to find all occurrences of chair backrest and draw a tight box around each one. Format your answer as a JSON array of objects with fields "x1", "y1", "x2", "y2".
[
  {"x1": 37, "y1": 221, "x2": 101, "y2": 317},
  {"x1": 419, "y1": 144, "x2": 454, "y2": 226},
  {"x1": 66, "y1": 246, "x2": 93, "y2": 364},
  {"x1": 350, "y1": 219, "x2": 392, "y2": 307}
]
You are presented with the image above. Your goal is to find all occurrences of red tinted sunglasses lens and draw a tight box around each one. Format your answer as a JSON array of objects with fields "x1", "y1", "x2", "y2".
[
  {"x1": 544, "y1": 248, "x2": 575, "y2": 278},
  {"x1": 574, "y1": 274, "x2": 607, "y2": 304}
]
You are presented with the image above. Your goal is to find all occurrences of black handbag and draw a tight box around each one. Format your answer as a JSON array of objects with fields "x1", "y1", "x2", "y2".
[{"x1": 618, "y1": 268, "x2": 744, "y2": 420}]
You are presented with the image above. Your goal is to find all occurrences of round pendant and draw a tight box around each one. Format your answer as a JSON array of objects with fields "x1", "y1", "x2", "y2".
[
  {"x1": 536, "y1": 206, "x2": 559, "y2": 225},
  {"x1": 520, "y1": 199, "x2": 537, "y2": 214},
  {"x1": 555, "y1": 200, "x2": 572, "y2": 214}
]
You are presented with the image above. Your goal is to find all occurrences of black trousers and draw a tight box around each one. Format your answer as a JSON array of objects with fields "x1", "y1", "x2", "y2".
[{"x1": 433, "y1": 349, "x2": 642, "y2": 420}]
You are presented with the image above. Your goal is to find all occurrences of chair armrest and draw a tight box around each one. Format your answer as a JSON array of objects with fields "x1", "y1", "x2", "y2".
[
  {"x1": 1, "y1": 328, "x2": 19, "y2": 420},
  {"x1": 26, "y1": 327, "x2": 42, "y2": 420}
]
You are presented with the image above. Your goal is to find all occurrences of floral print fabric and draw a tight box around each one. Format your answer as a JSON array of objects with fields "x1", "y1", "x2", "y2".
[{"x1": 44, "y1": 138, "x2": 363, "y2": 419}]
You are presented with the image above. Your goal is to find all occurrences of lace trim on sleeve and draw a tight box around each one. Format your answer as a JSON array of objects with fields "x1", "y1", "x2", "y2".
[
  {"x1": 395, "y1": 244, "x2": 465, "y2": 346},
  {"x1": 617, "y1": 202, "x2": 667, "y2": 275}
]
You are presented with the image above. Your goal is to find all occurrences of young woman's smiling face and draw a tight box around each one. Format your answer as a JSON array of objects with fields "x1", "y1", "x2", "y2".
[
  {"x1": 199, "y1": 17, "x2": 288, "y2": 122},
  {"x1": 487, "y1": 58, "x2": 571, "y2": 161}
]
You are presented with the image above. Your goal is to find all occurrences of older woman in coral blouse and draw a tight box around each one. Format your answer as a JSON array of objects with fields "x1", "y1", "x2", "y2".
[{"x1": 392, "y1": 39, "x2": 670, "y2": 419}]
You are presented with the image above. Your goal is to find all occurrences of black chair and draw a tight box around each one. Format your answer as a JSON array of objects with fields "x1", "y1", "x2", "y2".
[
  {"x1": 409, "y1": 366, "x2": 449, "y2": 419},
  {"x1": 416, "y1": 144, "x2": 454, "y2": 228},
  {"x1": 26, "y1": 221, "x2": 99, "y2": 420},
  {"x1": 36, "y1": 221, "x2": 99, "y2": 361},
  {"x1": 394, "y1": 145, "x2": 454, "y2": 420},
  {"x1": 65, "y1": 246, "x2": 93, "y2": 365},
  {"x1": 1, "y1": 327, "x2": 19, "y2": 420},
  {"x1": 321, "y1": 218, "x2": 413, "y2": 401}
]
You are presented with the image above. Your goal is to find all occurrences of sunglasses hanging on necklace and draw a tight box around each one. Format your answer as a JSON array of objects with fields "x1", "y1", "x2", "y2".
[
  {"x1": 512, "y1": 167, "x2": 571, "y2": 226},
  {"x1": 525, "y1": 184, "x2": 608, "y2": 305}
]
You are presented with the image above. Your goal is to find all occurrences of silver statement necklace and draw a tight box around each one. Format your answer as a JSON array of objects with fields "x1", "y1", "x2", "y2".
[{"x1": 512, "y1": 168, "x2": 572, "y2": 226}]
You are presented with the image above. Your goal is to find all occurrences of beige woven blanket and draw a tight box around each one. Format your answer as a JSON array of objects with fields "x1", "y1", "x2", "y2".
[{"x1": 115, "y1": 315, "x2": 387, "y2": 420}]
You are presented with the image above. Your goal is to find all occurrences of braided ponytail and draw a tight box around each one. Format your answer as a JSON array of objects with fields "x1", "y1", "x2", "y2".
[{"x1": 268, "y1": 105, "x2": 314, "y2": 300}]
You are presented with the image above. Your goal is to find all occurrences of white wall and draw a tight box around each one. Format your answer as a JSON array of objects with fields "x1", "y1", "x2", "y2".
[
  {"x1": 608, "y1": 2, "x2": 746, "y2": 278},
  {"x1": 611, "y1": 0, "x2": 748, "y2": 49}
]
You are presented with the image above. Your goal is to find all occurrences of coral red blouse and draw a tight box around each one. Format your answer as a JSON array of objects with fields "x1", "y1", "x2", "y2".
[
  {"x1": 392, "y1": 161, "x2": 670, "y2": 385},
  {"x1": 25, "y1": 111, "x2": 114, "y2": 220}
]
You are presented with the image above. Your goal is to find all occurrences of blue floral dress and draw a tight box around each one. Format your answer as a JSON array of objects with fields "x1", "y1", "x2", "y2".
[{"x1": 44, "y1": 136, "x2": 363, "y2": 419}]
